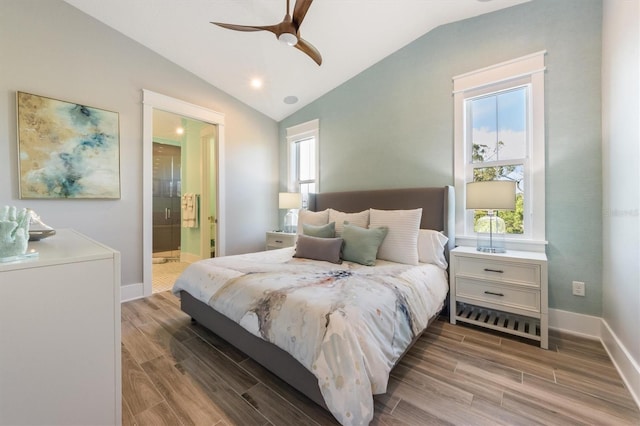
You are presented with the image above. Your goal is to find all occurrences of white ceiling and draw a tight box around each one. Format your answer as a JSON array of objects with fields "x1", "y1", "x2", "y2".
[{"x1": 64, "y1": 0, "x2": 528, "y2": 122}]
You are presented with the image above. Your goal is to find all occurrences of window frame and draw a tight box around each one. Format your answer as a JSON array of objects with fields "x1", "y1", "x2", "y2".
[
  {"x1": 286, "y1": 119, "x2": 319, "y2": 207},
  {"x1": 453, "y1": 51, "x2": 546, "y2": 251}
]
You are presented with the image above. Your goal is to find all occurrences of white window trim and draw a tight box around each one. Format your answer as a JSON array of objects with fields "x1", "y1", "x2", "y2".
[
  {"x1": 286, "y1": 119, "x2": 319, "y2": 193},
  {"x1": 453, "y1": 51, "x2": 547, "y2": 252}
]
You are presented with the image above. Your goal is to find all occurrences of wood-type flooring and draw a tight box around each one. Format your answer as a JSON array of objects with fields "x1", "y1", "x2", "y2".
[{"x1": 122, "y1": 292, "x2": 640, "y2": 425}]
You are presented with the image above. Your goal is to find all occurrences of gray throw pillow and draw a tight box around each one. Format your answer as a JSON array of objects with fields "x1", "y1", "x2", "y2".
[
  {"x1": 294, "y1": 234, "x2": 343, "y2": 264},
  {"x1": 303, "y1": 221, "x2": 336, "y2": 238},
  {"x1": 341, "y1": 223, "x2": 388, "y2": 266}
]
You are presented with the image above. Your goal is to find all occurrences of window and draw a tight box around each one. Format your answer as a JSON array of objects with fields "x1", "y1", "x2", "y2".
[
  {"x1": 468, "y1": 86, "x2": 527, "y2": 235},
  {"x1": 286, "y1": 119, "x2": 319, "y2": 208},
  {"x1": 454, "y1": 52, "x2": 546, "y2": 249}
]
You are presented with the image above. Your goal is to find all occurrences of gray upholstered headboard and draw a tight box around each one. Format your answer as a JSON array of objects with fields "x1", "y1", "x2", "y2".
[{"x1": 307, "y1": 186, "x2": 455, "y2": 253}]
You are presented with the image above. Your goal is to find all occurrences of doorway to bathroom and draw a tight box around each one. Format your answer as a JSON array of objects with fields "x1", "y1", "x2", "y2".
[
  {"x1": 151, "y1": 109, "x2": 218, "y2": 293},
  {"x1": 142, "y1": 89, "x2": 226, "y2": 299}
]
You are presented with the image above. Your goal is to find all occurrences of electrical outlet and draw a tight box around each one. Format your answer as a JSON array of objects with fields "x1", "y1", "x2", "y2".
[{"x1": 572, "y1": 281, "x2": 586, "y2": 297}]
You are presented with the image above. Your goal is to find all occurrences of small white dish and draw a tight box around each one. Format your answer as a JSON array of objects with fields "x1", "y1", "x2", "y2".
[{"x1": 29, "y1": 229, "x2": 56, "y2": 241}]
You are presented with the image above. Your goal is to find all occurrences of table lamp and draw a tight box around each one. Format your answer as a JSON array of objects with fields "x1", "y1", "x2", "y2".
[
  {"x1": 466, "y1": 181, "x2": 516, "y2": 253},
  {"x1": 279, "y1": 192, "x2": 302, "y2": 233}
]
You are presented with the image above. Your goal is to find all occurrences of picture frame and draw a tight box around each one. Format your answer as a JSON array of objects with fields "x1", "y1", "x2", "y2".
[{"x1": 16, "y1": 91, "x2": 121, "y2": 199}]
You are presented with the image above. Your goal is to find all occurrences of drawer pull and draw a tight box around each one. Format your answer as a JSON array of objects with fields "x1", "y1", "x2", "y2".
[
  {"x1": 484, "y1": 268, "x2": 504, "y2": 273},
  {"x1": 484, "y1": 291, "x2": 505, "y2": 297},
  {"x1": 275, "y1": 240, "x2": 283, "y2": 243}
]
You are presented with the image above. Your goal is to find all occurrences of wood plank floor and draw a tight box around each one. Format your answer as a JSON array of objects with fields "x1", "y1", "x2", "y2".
[{"x1": 122, "y1": 292, "x2": 640, "y2": 425}]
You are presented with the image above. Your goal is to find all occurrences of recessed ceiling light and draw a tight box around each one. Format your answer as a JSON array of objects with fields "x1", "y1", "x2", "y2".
[
  {"x1": 176, "y1": 127, "x2": 184, "y2": 135},
  {"x1": 251, "y1": 78, "x2": 263, "y2": 89},
  {"x1": 283, "y1": 96, "x2": 298, "y2": 104}
]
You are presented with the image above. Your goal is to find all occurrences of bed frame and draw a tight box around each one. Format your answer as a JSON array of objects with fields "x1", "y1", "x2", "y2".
[{"x1": 180, "y1": 186, "x2": 455, "y2": 409}]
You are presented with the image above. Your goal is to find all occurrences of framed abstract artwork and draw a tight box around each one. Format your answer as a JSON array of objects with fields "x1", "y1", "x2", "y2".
[{"x1": 16, "y1": 91, "x2": 121, "y2": 199}]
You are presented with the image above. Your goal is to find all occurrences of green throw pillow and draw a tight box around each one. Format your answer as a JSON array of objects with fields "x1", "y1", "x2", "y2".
[
  {"x1": 303, "y1": 221, "x2": 336, "y2": 238},
  {"x1": 341, "y1": 223, "x2": 388, "y2": 266}
]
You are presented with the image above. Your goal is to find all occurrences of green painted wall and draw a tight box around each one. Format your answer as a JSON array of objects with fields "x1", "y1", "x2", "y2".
[{"x1": 280, "y1": 0, "x2": 603, "y2": 316}]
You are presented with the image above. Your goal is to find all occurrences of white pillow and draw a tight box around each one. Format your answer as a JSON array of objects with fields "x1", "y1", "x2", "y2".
[
  {"x1": 328, "y1": 209, "x2": 369, "y2": 237},
  {"x1": 418, "y1": 229, "x2": 449, "y2": 269},
  {"x1": 369, "y1": 208, "x2": 422, "y2": 265},
  {"x1": 296, "y1": 209, "x2": 329, "y2": 234}
]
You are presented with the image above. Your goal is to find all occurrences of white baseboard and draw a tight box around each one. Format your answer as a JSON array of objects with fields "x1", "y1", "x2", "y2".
[
  {"x1": 120, "y1": 282, "x2": 144, "y2": 302},
  {"x1": 549, "y1": 308, "x2": 640, "y2": 410},
  {"x1": 600, "y1": 319, "x2": 640, "y2": 410},
  {"x1": 548, "y1": 308, "x2": 602, "y2": 338}
]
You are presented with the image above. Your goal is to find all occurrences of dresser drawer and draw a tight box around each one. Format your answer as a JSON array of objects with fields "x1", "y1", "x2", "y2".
[
  {"x1": 456, "y1": 277, "x2": 540, "y2": 313},
  {"x1": 455, "y1": 256, "x2": 540, "y2": 288},
  {"x1": 266, "y1": 232, "x2": 297, "y2": 250}
]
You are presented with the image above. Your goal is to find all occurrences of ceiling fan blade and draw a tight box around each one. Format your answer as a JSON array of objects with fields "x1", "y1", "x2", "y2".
[
  {"x1": 295, "y1": 38, "x2": 322, "y2": 65},
  {"x1": 211, "y1": 22, "x2": 279, "y2": 35},
  {"x1": 292, "y1": 0, "x2": 314, "y2": 29},
  {"x1": 211, "y1": 1, "x2": 321, "y2": 65}
]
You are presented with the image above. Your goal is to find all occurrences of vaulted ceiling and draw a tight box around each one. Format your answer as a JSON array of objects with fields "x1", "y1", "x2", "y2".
[{"x1": 64, "y1": 0, "x2": 528, "y2": 121}]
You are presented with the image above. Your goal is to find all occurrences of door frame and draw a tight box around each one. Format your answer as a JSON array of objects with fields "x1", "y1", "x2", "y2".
[
  {"x1": 142, "y1": 89, "x2": 226, "y2": 298},
  {"x1": 199, "y1": 126, "x2": 217, "y2": 259}
]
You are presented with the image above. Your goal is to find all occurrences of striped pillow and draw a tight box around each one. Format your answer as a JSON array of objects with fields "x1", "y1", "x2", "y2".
[{"x1": 369, "y1": 208, "x2": 422, "y2": 265}]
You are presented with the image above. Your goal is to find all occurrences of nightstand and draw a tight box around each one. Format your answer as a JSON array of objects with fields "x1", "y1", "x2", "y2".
[
  {"x1": 265, "y1": 231, "x2": 297, "y2": 250},
  {"x1": 449, "y1": 246, "x2": 548, "y2": 349}
]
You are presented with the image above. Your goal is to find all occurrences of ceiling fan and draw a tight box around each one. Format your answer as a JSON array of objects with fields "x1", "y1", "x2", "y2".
[{"x1": 211, "y1": 0, "x2": 322, "y2": 66}]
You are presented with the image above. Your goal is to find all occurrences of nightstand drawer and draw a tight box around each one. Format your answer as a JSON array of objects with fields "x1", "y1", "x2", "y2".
[
  {"x1": 266, "y1": 232, "x2": 297, "y2": 250},
  {"x1": 456, "y1": 277, "x2": 540, "y2": 313},
  {"x1": 455, "y1": 256, "x2": 540, "y2": 288}
]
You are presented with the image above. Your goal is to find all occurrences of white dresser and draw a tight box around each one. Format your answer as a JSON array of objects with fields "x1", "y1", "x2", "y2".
[
  {"x1": 0, "y1": 229, "x2": 122, "y2": 425},
  {"x1": 449, "y1": 246, "x2": 548, "y2": 349}
]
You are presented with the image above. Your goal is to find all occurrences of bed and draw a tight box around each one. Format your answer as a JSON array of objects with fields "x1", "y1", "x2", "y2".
[{"x1": 173, "y1": 186, "x2": 454, "y2": 425}]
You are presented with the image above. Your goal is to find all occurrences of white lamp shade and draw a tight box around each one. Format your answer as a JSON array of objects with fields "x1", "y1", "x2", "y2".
[
  {"x1": 278, "y1": 192, "x2": 302, "y2": 209},
  {"x1": 466, "y1": 181, "x2": 516, "y2": 210}
]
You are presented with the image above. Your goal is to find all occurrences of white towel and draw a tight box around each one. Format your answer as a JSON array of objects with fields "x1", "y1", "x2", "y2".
[{"x1": 182, "y1": 193, "x2": 199, "y2": 228}]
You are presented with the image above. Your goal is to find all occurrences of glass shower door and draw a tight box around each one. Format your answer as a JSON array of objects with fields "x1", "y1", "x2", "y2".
[{"x1": 152, "y1": 143, "x2": 181, "y2": 259}]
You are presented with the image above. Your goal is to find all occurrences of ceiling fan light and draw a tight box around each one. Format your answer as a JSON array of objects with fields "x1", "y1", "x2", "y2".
[{"x1": 278, "y1": 32, "x2": 298, "y2": 46}]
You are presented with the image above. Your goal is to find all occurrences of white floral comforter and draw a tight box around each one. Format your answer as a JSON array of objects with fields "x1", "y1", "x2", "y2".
[{"x1": 172, "y1": 247, "x2": 448, "y2": 426}]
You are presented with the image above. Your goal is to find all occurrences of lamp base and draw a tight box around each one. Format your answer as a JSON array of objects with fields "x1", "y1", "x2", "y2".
[
  {"x1": 476, "y1": 231, "x2": 506, "y2": 253},
  {"x1": 283, "y1": 209, "x2": 298, "y2": 234},
  {"x1": 476, "y1": 246, "x2": 507, "y2": 254},
  {"x1": 475, "y1": 213, "x2": 507, "y2": 253}
]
